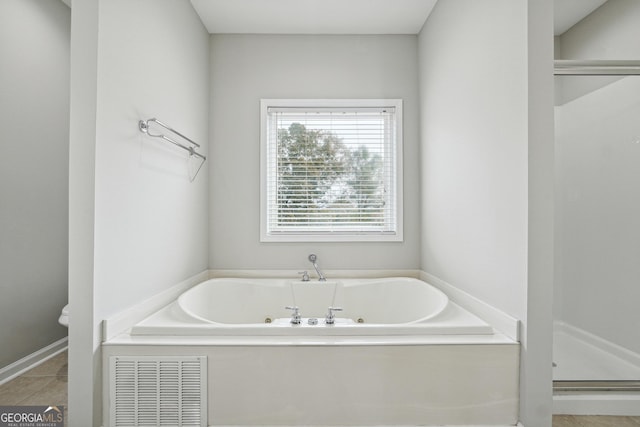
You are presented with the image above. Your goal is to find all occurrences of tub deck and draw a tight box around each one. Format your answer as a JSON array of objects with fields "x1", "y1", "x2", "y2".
[{"x1": 130, "y1": 299, "x2": 496, "y2": 337}]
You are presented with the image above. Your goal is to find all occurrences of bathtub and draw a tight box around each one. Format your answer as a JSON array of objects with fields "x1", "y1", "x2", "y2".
[
  {"x1": 106, "y1": 275, "x2": 519, "y2": 426},
  {"x1": 130, "y1": 277, "x2": 494, "y2": 336}
]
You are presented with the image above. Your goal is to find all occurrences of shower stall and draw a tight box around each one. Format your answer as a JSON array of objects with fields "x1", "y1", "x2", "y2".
[
  {"x1": 553, "y1": 1, "x2": 640, "y2": 413},
  {"x1": 553, "y1": 59, "x2": 640, "y2": 414}
]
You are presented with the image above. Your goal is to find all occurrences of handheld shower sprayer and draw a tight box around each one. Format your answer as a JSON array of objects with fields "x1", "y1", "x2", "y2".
[{"x1": 308, "y1": 254, "x2": 326, "y2": 281}]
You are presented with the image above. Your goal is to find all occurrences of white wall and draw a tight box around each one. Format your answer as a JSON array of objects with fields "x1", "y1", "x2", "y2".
[
  {"x1": 93, "y1": 0, "x2": 210, "y2": 322},
  {"x1": 555, "y1": 0, "x2": 640, "y2": 354},
  {"x1": 523, "y1": 1, "x2": 555, "y2": 425},
  {"x1": 419, "y1": 1, "x2": 555, "y2": 425},
  {"x1": 208, "y1": 35, "x2": 420, "y2": 270},
  {"x1": 68, "y1": 1, "x2": 209, "y2": 425},
  {"x1": 418, "y1": 0, "x2": 528, "y2": 319},
  {"x1": 68, "y1": 0, "x2": 100, "y2": 423},
  {"x1": 0, "y1": 0, "x2": 70, "y2": 368}
]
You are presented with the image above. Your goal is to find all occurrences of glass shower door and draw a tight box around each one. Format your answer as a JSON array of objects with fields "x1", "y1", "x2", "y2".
[{"x1": 553, "y1": 73, "x2": 640, "y2": 391}]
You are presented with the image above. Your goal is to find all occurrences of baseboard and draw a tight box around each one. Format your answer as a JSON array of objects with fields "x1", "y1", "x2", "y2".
[
  {"x1": 420, "y1": 272, "x2": 520, "y2": 341},
  {"x1": 0, "y1": 337, "x2": 68, "y2": 385},
  {"x1": 102, "y1": 270, "x2": 210, "y2": 341}
]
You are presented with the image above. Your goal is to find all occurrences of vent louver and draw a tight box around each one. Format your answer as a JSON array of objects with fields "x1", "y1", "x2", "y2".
[{"x1": 109, "y1": 356, "x2": 207, "y2": 427}]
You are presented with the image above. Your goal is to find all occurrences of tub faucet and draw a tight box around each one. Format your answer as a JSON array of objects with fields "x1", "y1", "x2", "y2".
[
  {"x1": 325, "y1": 307, "x2": 342, "y2": 325},
  {"x1": 285, "y1": 306, "x2": 301, "y2": 325},
  {"x1": 308, "y1": 254, "x2": 326, "y2": 281},
  {"x1": 298, "y1": 271, "x2": 310, "y2": 282}
]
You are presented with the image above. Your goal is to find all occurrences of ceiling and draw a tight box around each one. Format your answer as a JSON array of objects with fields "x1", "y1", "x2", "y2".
[
  {"x1": 190, "y1": 0, "x2": 438, "y2": 34},
  {"x1": 61, "y1": 0, "x2": 609, "y2": 37}
]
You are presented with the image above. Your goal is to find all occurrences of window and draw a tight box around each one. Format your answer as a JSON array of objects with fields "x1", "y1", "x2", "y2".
[{"x1": 260, "y1": 99, "x2": 403, "y2": 242}]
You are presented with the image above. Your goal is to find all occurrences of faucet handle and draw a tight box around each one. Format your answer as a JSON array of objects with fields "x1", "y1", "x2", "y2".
[
  {"x1": 298, "y1": 271, "x2": 310, "y2": 282},
  {"x1": 325, "y1": 306, "x2": 343, "y2": 325},
  {"x1": 285, "y1": 306, "x2": 302, "y2": 324}
]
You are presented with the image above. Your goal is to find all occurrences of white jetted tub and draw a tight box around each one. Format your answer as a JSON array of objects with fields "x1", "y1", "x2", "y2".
[
  {"x1": 107, "y1": 276, "x2": 519, "y2": 426},
  {"x1": 131, "y1": 277, "x2": 494, "y2": 336}
]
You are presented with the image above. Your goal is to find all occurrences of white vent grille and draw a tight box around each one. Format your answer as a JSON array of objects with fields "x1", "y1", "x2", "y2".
[{"x1": 109, "y1": 356, "x2": 207, "y2": 427}]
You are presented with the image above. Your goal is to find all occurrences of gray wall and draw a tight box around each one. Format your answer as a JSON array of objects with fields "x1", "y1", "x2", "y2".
[
  {"x1": 555, "y1": 0, "x2": 640, "y2": 105},
  {"x1": 555, "y1": 0, "x2": 640, "y2": 354},
  {"x1": 0, "y1": 0, "x2": 70, "y2": 369},
  {"x1": 558, "y1": 0, "x2": 640, "y2": 60},
  {"x1": 208, "y1": 35, "x2": 420, "y2": 271}
]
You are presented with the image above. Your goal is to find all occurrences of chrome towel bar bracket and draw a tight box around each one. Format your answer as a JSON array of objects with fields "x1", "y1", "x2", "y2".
[{"x1": 138, "y1": 117, "x2": 206, "y2": 181}]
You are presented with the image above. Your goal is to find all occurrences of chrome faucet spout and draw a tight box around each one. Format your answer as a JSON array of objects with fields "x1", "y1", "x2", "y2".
[{"x1": 308, "y1": 254, "x2": 326, "y2": 281}]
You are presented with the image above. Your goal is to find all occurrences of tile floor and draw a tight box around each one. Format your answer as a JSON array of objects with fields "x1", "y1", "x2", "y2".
[
  {"x1": 553, "y1": 415, "x2": 640, "y2": 426},
  {"x1": 1, "y1": 350, "x2": 639, "y2": 427},
  {"x1": 0, "y1": 350, "x2": 68, "y2": 426}
]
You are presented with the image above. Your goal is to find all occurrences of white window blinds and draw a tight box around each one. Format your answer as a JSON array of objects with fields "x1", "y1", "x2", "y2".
[{"x1": 261, "y1": 99, "x2": 403, "y2": 242}]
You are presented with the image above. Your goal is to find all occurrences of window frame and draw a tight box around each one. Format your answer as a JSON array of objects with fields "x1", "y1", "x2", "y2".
[{"x1": 260, "y1": 98, "x2": 403, "y2": 242}]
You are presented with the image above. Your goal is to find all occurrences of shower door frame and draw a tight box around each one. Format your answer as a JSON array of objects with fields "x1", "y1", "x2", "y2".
[
  {"x1": 555, "y1": 59, "x2": 640, "y2": 75},
  {"x1": 553, "y1": 59, "x2": 640, "y2": 394}
]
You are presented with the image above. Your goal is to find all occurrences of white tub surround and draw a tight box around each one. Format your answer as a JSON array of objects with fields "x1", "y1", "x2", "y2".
[
  {"x1": 421, "y1": 271, "x2": 520, "y2": 341},
  {"x1": 102, "y1": 270, "x2": 210, "y2": 341},
  {"x1": 102, "y1": 274, "x2": 519, "y2": 426},
  {"x1": 103, "y1": 342, "x2": 519, "y2": 427}
]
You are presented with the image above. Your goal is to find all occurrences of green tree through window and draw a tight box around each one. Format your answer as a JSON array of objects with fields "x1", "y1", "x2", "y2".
[{"x1": 276, "y1": 123, "x2": 384, "y2": 226}]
